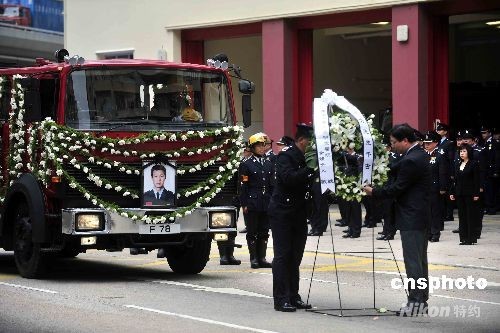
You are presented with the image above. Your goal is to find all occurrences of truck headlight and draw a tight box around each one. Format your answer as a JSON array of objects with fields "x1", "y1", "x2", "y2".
[
  {"x1": 76, "y1": 213, "x2": 104, "y2": 231},
  {"x1": 209, "y1": 212, "x2": 234, "y2": 228}
]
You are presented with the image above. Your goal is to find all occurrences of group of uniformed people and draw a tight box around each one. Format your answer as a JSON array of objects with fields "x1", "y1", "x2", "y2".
[
  {"x1": 363, "y1": 123, "x2": 500, "y2": 244},
  {"x1": 220, "y1": 121, "x2": 499, "y2": 311}
]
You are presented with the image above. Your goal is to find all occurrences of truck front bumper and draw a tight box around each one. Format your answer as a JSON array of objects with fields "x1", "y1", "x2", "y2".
[{"x1": 61, "y1": 206, "x2": 237, "y2": 235}]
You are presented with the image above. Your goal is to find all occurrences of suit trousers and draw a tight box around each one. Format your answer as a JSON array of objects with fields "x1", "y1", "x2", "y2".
[
  {"x1": 270, "y1": 213, "x2": 308, "y2": 306},
  {"x1": 400, "y1": 230, "x2": 429, "y2": 304}
]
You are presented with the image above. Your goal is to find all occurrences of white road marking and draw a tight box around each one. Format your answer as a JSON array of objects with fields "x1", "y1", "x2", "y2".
[
  {"x1": 0, "y1": 281, "x2": 58, "y2": 294},
  {"x1": 250, "y1": 271, "x2": 348, "y2": 285},
  {"x1": 487, "y1": 281, "x2": 500, "y2": 287},
  {"x1": 431, "y1": 294, "x2": 500, "y2": 306},
  {"x1": 124, "y1": 305, "x2": 280, "y2": 333},
  {"x1": 151, "y1": 280, "x2": 272, "y2": 298}
]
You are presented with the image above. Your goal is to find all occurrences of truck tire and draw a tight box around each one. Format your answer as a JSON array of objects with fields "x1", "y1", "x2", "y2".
[
  {"x1": 13, "y1": 202, "x2": 48, "y2": 278},
  {"x1": 166, "y1": 237, "x2": 211, "y2": 274}
]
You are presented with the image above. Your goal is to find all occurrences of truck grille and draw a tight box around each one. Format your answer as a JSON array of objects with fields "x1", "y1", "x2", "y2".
[{"x1": 62, "y1": 162, "x2": 238, "y2": 209}]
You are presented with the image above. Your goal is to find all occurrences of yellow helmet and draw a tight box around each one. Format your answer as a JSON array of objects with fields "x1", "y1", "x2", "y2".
[{"x1": 248, "y1": 132, "x2": 269, "y2": 146}]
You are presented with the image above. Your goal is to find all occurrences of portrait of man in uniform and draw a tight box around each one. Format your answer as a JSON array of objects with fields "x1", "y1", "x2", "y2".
[{"x1": 142, "y1": 163, "x2": 175, "y2": 207}]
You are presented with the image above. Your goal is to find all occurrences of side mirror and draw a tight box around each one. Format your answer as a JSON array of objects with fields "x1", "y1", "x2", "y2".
[
  {"x1": 20, "y1": 77, "x2": 42, "y2": 122},
  {"x1": 238, "y1": 80, "x2": 255, "y2": 95},
  {"x1": 242, "y1": 95, "x2": 252, "y2": 128}
]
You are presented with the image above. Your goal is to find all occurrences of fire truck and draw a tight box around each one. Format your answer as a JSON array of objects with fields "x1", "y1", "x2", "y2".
[{"x1": 0, "y1": 49, "x2": 254, "y2": 278}]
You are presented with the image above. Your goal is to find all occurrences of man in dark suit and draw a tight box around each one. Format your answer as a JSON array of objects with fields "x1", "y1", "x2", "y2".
[
  {"x1": 364, "y1": 124, "x2": 431, "y2": 316},
  {"x1": 143, "y1": 164, "x2": 175, "y2": 206}
]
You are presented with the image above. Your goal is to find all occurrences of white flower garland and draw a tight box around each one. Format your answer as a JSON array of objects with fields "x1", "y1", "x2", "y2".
[
  {"x1": 306, "y1": 109, "x2": 389, "y2": 202},
  {"x1": 3, "y1": 75, "x2": 244, "y2": 223}
]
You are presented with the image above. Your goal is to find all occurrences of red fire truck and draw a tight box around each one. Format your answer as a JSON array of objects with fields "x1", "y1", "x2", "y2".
[{"x1": 0, "y1": 50, "x2": 254, "y2": 278}]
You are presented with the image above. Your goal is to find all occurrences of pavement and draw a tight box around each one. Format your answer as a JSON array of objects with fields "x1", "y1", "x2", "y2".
[{"x1": 234, "y1": 204, "x2": 500, "y2": 272}]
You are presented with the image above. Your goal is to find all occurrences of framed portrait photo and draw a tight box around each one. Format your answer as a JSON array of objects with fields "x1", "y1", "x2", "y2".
[{"x1": 142, "y1": 161, "x2": 176, "y2": 208}]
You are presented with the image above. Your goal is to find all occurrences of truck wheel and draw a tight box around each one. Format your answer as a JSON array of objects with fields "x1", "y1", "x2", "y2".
[
  {"x1": 166, "y1": 237, "x2": 211, "y2": 274},
  {"x1": 13, "y1": 203, "x2": 47, "y2": 278}
]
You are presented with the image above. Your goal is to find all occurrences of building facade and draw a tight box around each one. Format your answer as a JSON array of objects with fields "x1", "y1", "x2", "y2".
[{"x1": 64, "y1": 0, "x2": 500, "y2": 140}]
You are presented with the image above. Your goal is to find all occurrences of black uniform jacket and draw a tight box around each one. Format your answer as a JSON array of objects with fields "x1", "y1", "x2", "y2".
[
  {"x1": 429, "y1": 147, "x2": 449, "y2": 193},
  {"x1": 484, "y1": 137, "x2": 500, "y2": 178},
  {"x1": 268, "y1": 144, "x2": 313, "y2": 214},
  {"x1": 373, "y1": 145, "x2": 431, "y2": 231},
  {"x1": 239, "y1": 155, "x2": 274, "y2": 212},
  {"x1": 450, "y1": 160, "x2": 481, "y2": 197},
  {"x1": 143, "y1": 188, "x2": 175, "y2": 206}
]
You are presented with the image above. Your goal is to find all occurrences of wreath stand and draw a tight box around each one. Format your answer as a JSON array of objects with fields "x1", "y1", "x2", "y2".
[{"x1": 304, "y1": 209, "x2": 406, "y2": 317}]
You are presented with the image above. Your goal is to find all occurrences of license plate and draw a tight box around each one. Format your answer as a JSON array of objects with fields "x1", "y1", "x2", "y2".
[{"x1": 139, "y1": 224, "x2": 180, "y2": 234}]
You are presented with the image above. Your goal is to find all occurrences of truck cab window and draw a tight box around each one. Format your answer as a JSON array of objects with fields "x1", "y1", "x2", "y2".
[{"x1": 39, "y1": 78, "x2": 58, "y2": 119}]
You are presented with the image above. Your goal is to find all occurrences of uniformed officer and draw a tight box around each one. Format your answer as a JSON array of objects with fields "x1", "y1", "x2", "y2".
[
  {"x1": 238, "y1": 144, "x2": 253, "y2": 234},
  {"x1": 268, "y1": 124, "x2": 315, "y2": 312},
  {"x1": 217, "y1": 144, "x2": 250, "y2": 265},
  {"x1": 480, "y1": 126, "x2": 499, "y2": 215},
  {"x1": 240, "y1": 132, "x2": 274, "y2": 269},
  {"x1": 423, "y1": 131, "x2": 449, "y2": 242},
  {"x1": 275, "y1": 136, "x2": 294, "y2": 153},
  {"x1": 264, "y1": 137, "x2": 276, "y2": 165},
  {"x1": 377, "y1": 136, "x2": 400, "y2": 241},
  {"x1": 436, "y1": 123, "x2": 456, "y2": 221},
  {"x1": 340, "y1": 148, "x2": 363, "y2": 238}
]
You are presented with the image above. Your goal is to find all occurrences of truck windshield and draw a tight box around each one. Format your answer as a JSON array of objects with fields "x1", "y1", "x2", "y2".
[{"x1": 65, "y1": 68, "x2": 233, "y2": 130}]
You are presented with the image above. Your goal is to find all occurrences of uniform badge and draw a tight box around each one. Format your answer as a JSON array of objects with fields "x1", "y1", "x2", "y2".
[
  {"x1": 282, "y1": 146, "x2": 290, "y2": 152},
  {"x1": 439, "y1": 149, "x2": 445, "y2": 155},
  {"x1": 430, "y1": 157, "x2": 436, "y2": 164}
]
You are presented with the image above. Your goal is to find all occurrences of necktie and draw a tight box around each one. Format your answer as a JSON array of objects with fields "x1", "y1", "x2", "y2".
[{"x1": 156, "y1": 192, "x2": 160, "y2": 200}]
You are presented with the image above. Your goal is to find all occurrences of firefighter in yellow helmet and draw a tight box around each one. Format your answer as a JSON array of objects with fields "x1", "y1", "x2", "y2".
[{"x1": 239, "y1": 132, "x2": 274, "y2": 268}]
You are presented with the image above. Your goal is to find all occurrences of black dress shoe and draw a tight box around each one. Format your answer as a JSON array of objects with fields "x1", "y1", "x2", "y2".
[
  {"x1": 459, "y1": 241, "x2": 471, "y2": 245},
  {"x1": 342, "y1": 233, "x2": 352, "y2": 238},
  {"x1": 342, "y1": 229, "x2": 350, "y2": 233},
  {"x1": 308, "y1": 231, "x2": 323, "y2": 236},
  {"x1": 343, "y1": 233, "x2": 360, "y2": 238},
  {"x1": 274, "y1": 303, "x2": 297, "y2": 312},
  {"x1": 293, "y1": 300, "x2": 312, "y2": 309},
  {"x1": 429, "y1": 236, "x2": 439, "y2": 243},
  {"x1": 335, "y1": 221, "x2": 347, "y2": 227},
  {"x1": 378, "y1": 231, "x2": 385, "y2": 235},
  {"x1": 376, "y1": 234, "x2": 387, "y2": 240},
  {"x1": 239, "y1": 228, "x2": 247, "y2": 233},
  {"x1": 452, "y1": 229, "x2": 459, "y2": 233}
]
